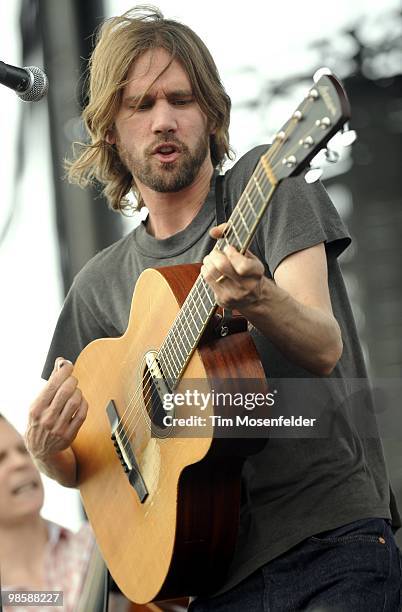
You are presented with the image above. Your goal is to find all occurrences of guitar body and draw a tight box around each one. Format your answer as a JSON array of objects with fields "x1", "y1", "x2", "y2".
[
  {"x1": 72, "y1": 263, "x2": 268, "y2": 604},
  {"x1": 70, "y1": 72, "x2": 351, "y2": 603}
]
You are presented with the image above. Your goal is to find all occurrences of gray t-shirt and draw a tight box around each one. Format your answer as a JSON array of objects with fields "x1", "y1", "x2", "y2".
[{"x1": 43, "y1": 145, "x2": 398, "y2": 594}]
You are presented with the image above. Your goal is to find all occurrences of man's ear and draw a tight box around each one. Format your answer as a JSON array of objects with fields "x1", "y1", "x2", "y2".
[
  {"x1": 106, "y1": 128, "x2": 116, "y2": 145},
  {"x1": 207, "y1": 118, "x2": 217, "y2": 136}
]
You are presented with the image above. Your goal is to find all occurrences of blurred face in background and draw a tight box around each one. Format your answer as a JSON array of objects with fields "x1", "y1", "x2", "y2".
[{"x1": 0, "y1": 418, "x2": 44, "y2": 527}]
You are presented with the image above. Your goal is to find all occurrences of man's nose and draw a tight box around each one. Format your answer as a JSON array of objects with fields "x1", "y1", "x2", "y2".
[{"x1": 151, "y1": 100, "x2": 178, "y2": 134}]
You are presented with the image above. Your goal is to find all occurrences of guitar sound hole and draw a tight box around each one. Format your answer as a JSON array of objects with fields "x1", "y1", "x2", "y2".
[{"x1": 143, "y1": 364, "x2": 171, "y2": 432}]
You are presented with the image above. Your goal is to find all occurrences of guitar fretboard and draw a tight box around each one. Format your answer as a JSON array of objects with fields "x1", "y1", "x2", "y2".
[{"x1": 157, "y1": 153, "x2": 276, "y2": 388}]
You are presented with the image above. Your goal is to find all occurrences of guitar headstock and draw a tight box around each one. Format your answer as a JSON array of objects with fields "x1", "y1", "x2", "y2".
[{"x1": 265, "y1": 71, "x2": 352, "y2": 182}]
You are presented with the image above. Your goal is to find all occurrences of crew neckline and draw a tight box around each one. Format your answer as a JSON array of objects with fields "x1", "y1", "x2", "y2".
[{"x1": 132, "y1": 173, "x2": 217, "y2": 259}]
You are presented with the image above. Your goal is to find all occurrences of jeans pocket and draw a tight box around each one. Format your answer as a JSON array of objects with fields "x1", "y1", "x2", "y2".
[
  {"x1": 308, "y1": 519, "x2": 392, "y2": 589},
  {"x1": 309, "y1": 518, "x2": 388, "y2": 546},
  {"x1": 310, "y1": 532, "x2": 384, "y2": 545},
  {"x1": 310, "y1": 533, "x2": 383, "y2": 545}
]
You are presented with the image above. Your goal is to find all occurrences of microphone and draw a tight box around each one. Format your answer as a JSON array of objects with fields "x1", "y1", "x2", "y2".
[{"x1": 0, "y1": 61, "x2": 48, "y2": 102}]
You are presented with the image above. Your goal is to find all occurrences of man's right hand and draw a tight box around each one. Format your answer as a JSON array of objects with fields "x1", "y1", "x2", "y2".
[{"x1": 25, "y1": 357, "x2": 88, "y2": 487}]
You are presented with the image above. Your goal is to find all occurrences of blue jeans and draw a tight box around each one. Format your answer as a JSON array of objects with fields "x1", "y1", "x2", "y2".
[{"x1": 188, "y1": 519, "x2": 401, "y2": 611}]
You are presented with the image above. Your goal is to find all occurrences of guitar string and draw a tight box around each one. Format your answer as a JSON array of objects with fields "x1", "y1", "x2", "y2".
[
  {"x1": 115, "y1": 105, "x2": 322, "y2": 455},
  {"x1": 148, "y1": 125, "x2": 287, "y2": 384},
  {"x1": 114, "y1": 96, "x2": 317, "y2": 440},
  {"x1": 115, "y1": 115, "x2": 290, "y2": 430},
  {"x1": 115, "y1": 98, "x2": 299, "y2": 420},
  {"x1": 115, "y1": 168, "x2": 278, "y2": 454},
  {"x1": 115, "y1": 94, "x2": 328, "y2": 454},
  {"x1": 151, "y1": 141, "x2": 285, "y2": 380},
  {"x1": 115, "y1": 98, "x2": 318, "y2": 454},
  {"x1": 117, "y1": 166, "x2": 280, "y2": 452},
  {"x1": 116, "y1": 137, "x2": 287, "y2": 447}
]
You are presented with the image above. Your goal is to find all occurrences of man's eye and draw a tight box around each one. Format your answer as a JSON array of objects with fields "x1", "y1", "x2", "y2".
[
  {"x1": 172, "y1": 99, "x2": 192, "y2": 106},
  {"x1": 136, "y1": 102, "x2": 152, "y2": 111}
]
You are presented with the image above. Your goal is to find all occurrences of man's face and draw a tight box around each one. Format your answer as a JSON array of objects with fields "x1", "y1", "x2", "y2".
[
  {"x1": 109, "y1": 47, "x2": 213, "y2": 193},
  {"x1": 0, "y1": 419, "x2": 44, "y2": 526}
]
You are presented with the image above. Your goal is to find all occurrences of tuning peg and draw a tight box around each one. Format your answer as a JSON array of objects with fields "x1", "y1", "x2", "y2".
[
  {"x1": 313, "y1": 67, "x2": 333, "y2": 83},
  {"x1": 324, "y1": 148, "x2": 340, "y2": 163},
  {"x1": 282, "y1": 155, "x2": 297, "y2": 168},
  {"x1": 305, "y1": 167, "x2": 323, "y2": 184},
  {"x1": 340, "y1": 126, "x2": 357, "y2": 147}
]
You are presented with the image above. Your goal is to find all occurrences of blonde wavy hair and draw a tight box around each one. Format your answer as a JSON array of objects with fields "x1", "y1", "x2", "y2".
[{"x1": 66, "y1": 5, "x2": 232, "y2": 212}]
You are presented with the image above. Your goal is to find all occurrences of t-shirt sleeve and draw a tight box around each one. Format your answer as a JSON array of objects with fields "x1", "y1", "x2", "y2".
[
  {"x1": 259, "y1": 172, "x2": 351, "y2": 275},
  {"x1": 224, "y1": 145, "x2": 351, "y2": 276},
  {"x1": 41, "y1": 279, "x2": 111, "y2": 380},
  {"x1": 41, "y1": 232, "x2": 138, "y2": 381}
]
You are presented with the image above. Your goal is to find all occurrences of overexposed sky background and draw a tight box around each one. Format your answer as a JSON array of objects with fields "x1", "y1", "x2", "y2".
[{"x1": 0, "y1": 0, "x2": 400, "y2": 529}]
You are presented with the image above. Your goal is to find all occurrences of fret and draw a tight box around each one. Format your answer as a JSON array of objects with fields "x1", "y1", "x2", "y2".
[
  {"x1": 176, "y1": 332, "x2": 192, "y2": 364},
  {"x1": 159, "y1": 345, "x2": 180, "y2": 381},
  {"x1": 207, "y1": 292, "x2": 215, "y2": 309},
  {"x1": 189, "y1": 300, "x2": 202, "y2": 340},
  {"x1": 226, "y1": 221, "x2": 242, "y2": 250},
  {"x1": 164, "y1": 326, "x2": 182, "y2": 361},
  {"x1": 239, "y1": 199, "x2": 257, "y2": 239},
  {"x1": 216, "y1": 236, "x2": 227, "y2": 251},
  {"x1": 158, "y1": 353, "x2": 175, "y2": 381},
  {"x1": 182, "y1": 303, "x2": 198, "y2": 342},
  {"x1": 257, "y1": 171, "x2": 272, "y2": 199},
  {"x1": 176, "y1": 322, "x2": 193, "y2": 352},
  {"x1": 260, "y1": 153, "x2": 278, "y2": 186},
  {"x1": 196, "y1": 283, "x2": 213, "y2": 315},
  {"x1": 192, "y1": 302, "x2": 205, "y2": 328},
  {"x1": 243, "y1": 192, "x2": 258, "y2": 219},
  {"x1": 156, "y1": 151, "x2": 279, "y2": 387},
  {"x1": 187, "y1": 280, "x2": 213, "y2": 324},
  {"x1": 169, "y1": 323, "x2": 188, "y2": 363},
  {"x1": 252, "y1": 175, "x2": 266, "y2": 203},
  {"x1": 235, "y1": 206, "x2": 251, "y2": 235},
  {"x1": 157, "y1": 276, "x2": 217, "y2": 386},
  {"x1": 158, "y1": 360, "x2": 178, "y2": 387},
  {"x1": 238, "y1": 214, "x2": 253, "y2": 242},
  {"x1": 158, "y1": 342, "x2": 169, "y2": 364},
  {"x1": 183, "y1": 292, "x2": 204, "y2": 341},
  {"x1": 174, "y1": 305, "x2": 196, "y2": 340},
  {"x1": 162, "y1": 331, "x2": 184, "y2": 373},
  {"x1": 195, "y1": 277, "x2": 214, "y2": 314},
  {"x1": 232, "y1": 217, "x2": 248, "y2": 247}
]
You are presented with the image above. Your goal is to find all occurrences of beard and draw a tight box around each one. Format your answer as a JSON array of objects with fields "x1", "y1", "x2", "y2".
[{"x1": 116, "y1": 131, "x2": 210, "y2": 193}]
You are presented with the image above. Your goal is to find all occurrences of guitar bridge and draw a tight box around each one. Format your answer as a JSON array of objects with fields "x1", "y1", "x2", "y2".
[{"x1": 106, "y1": 400, "x2": 148, "y2": 503}]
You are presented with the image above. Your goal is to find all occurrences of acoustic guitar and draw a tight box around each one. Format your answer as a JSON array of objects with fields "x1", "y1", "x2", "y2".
[
  {"x1": 77, "y1": 540, "x2": 188, "y2": 611},
  {"x1": 71, "y1": 71, "x2": 352, "y2": 603}
]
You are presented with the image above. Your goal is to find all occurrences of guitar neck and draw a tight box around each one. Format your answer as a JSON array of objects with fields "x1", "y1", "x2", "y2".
[
  {"x1": 157, "y1": 153, "x2": 279, "y2": 388},
  {"x1": 156, "y1": 71, "x2": 351, "y2": 387},
  {"x1": 216, "y1": 153, "x2": 278, "y2": 255}
]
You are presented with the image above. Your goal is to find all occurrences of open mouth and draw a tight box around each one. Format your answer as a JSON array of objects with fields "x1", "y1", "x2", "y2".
[{"x1": 152, "y1": 143, "x2": 181, "y2": 163}]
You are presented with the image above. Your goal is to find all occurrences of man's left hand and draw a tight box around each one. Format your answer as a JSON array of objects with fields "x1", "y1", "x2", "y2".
[{"x1": 201, "y1": 223, "x2": 266, "y2": 310}]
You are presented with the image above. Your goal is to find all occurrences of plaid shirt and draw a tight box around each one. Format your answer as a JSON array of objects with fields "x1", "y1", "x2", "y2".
[{"x1": 2, "y1": 520, "x2": 94, "y2": 612}]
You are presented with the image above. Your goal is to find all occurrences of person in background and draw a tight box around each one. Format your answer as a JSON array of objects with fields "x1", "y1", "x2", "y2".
[
  {"x1": 0, "y1": 413, "x2": 184, "y2": 612},
  {"x1": 0, "y1": 414, "x2": 95, "y2": 612}
]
